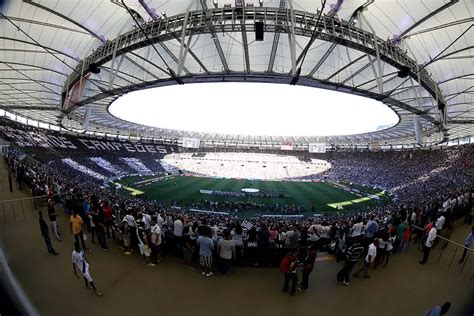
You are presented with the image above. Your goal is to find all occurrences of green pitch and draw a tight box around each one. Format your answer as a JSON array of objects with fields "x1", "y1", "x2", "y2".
[{"x1": 112, "y1": 175, "x2": 389, "y2": 216}]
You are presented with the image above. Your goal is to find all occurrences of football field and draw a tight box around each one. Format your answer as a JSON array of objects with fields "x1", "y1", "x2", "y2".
[{"x1": 112, "y1": 175, "x2": 389, "y2": 216}]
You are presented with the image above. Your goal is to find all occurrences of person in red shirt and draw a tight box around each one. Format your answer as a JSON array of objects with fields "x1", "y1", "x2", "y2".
[
  {"x1": 101, "y1": 201, "x2": 113, "y2": 238},
  {"x1": 280, "y1": 252, "x2": 298, "y2": 296}
]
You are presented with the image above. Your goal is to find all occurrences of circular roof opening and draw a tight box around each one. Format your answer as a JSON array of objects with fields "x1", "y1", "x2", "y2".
[{"x1": 109, "y1": 82, "x2": 399, "y2": 137}]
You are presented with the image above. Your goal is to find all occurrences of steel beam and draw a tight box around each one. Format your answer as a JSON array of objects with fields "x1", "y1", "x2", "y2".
[
  {"x1": 340, "y1": 57, "x2": 375, "y2": 85},
  {"x1": 267, "y1": 0, "x2": 286, "y2": 72},
  {"x1": 396, "y1": 0, "x2": 459, "y2": 40},
  {"x1": 403, "y1": 17, "x2": 474, "y2": 39},
  {"x1": 60, "y1": 6, "x2": 446, "y2": 123},
  {"x1": 0, "y1": 105, "x2": 58, "y2": 111},
  {"x1": 288, "y1": 0, "x2": 297, "y2": 76},
  {"x1": 177, "y1": 1, "x2": 194, "y2": 76},
  {"x1": 200, "y1": 0, "x2": 229, "y2": 72}
]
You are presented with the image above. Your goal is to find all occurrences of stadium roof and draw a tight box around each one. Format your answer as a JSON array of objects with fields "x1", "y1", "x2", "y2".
[{"x1": 0, "y1": 0, "x2": 472, "y2": 146}]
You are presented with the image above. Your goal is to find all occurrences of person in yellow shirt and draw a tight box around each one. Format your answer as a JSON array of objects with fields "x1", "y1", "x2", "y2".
[{"x1": 70, "y1": 210, "x2": 88, "y2": 251}]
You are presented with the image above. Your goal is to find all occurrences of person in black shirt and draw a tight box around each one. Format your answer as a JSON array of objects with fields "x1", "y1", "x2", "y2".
[
  {"x1": 38, "y1": 211, "x2": 58, "y2": 255},
  {"x1": 92, "y1": 207, "x2": 108, "y2": 250},
  {"x1": 257, "y1": 223, "x2": 270, "y2": 266},
  {"x1": 337, "y1": 237, "x2": 364, "y2": 286},
  {"x1": 299, "y1": 245, "x2": 317, "y2": 290}
]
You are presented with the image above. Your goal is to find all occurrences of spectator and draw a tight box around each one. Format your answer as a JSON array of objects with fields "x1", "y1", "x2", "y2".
[
  {"x1": 354, "y1": 239, "x2": 379, "y2": 278},
  {"x1": 217, "y1": 229, "x2": 235, "y2": 274},
  {"x1": 299, "y1": 245, "x2": 317, "y2": 290},
  {"x1": 47, "y1": 198, "x2": 61, "y2": 241},
  {"x1": 182, "y1": 226, "x2": 194, "y2": 269},
  {"x1": 70, "y1": 210, "x2": 87, "y2": 251},
  {"x1": 280, "y1": 252, "x2": 298, "y2": 296},
  {"x1": 420, "y1": 222, "x2": 437, "y2": 265},
  {"x1": 197, "y1": 230, "x2": 214, "y2": 277},
  {"x1": 71, "y1": 242, "x2": 102, "y2": 297},
  {"x1": 458, "y1": 226, "x2": 473, "y2": 264},
  {"x1": 337, "y1": 237, "x2": 364, "y2": 286},
  {"x1": 38, "y1": 211, "x2": 58, "y2": 255}
]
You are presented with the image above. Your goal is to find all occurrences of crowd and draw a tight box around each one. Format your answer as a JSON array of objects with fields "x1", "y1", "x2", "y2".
[
  {"x1": 3, "y1": 139, "x2": 473, "y2": 300},
  {"x1": 162, "y1": 152, "x2": 331, "y2": 180}
]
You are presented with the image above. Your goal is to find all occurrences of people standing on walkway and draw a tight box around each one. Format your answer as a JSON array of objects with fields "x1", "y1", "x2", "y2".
[
  {"x1": 420, "y1": 221, "x2": 437, "y2": 264},
  {"x1": 8, "y1": 171, "x2": 13, "y2": 192},
  {"x1": 280, "y1": 252, "x2": 298, "y2": 296},
  {"x1": 299, "y1": 245, "x2": 317, "y2": 291},
  {"x1": 197, "y1": 229, "x2": 214, "y2": 277},
  {"x1": 354, "y1": 239, "x2": 378, "y2": 278},
  {"x1": 337, "y1": 237, "x2": 364, "y2": 286},
  {"x1": 70, "y1": 210, "x2": 88, "y2": 251},
  {"x1": 72, "y1": 242, "x2": 102, "y2": 297},
  {"x1": 150, "y1": 219, "x2": 162, "y2": 264},
  {"x1": 38, "y1": 211, "x2": 58, "y2": 255},
  {"x1": 47, "y1": 198, "x2": 61, "y2": 241},
  {"x1": 217, "y1": 229, "x2": 235, "y2": 274},
  {"x1": 458, "y1": 226, "x2": 473, "y2": 264}
]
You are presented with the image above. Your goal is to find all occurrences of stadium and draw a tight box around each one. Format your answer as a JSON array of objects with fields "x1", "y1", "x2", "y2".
[{"x1": 0, "y1": 0, "x2": 473, "y2": 315}]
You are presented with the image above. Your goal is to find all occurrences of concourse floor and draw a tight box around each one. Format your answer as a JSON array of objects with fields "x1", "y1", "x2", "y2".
[{"x1": 0, "y1": 169, "x2": 472, "y2": 315}]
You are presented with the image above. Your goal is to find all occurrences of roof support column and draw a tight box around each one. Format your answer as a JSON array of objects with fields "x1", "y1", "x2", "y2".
[
  {"x1": 288, "y1": 0, "x2": 297, "y2": 76},
  {"x1": 358, "y1": 11, "x2": 383, "y2": 93},
  {"x1": 109, "y1": 39, "x2": 121, "y2": 89},
  {"x1": 177, "y1": 1, "x2": 194, "y2": 76}
]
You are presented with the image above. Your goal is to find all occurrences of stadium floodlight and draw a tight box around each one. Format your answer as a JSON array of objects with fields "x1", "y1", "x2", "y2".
[
  {"x1": 259, "y1": 0, "x2": 263, "y2": 7},
  {"x1": 213, "y1": 0, "x2": 218, "y2": 8}
]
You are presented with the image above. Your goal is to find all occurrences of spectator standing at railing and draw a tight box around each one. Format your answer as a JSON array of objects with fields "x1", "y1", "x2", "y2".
[
  {"x1": 458, "y1": 226, "x2": 473, "y2": 264},
  {"x1": 47, "y1": 198, "x2": 61, "y2": 241},
  {"x1": 420, "y1": 221, "x2": 437, "y2": 265}
]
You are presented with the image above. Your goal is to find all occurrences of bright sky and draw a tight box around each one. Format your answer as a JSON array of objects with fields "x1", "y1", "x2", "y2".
[{"x1": 109, "y1": 82, "x2": 399, "y2": 137}]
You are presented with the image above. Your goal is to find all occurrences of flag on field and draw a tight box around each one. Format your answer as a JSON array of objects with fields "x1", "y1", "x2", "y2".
[{"x1": 241, "y1": 220, "x2": 253, "y2": 230}]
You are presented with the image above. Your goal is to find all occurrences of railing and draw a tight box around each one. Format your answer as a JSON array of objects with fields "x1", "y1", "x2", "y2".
[{"x1": 412, "y1": 224, "x2": 473, "y2": 280}]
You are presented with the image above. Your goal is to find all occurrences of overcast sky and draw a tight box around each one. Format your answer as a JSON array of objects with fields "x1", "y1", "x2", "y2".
[{"x1": 109, "y1": 82, "x2": 399, "y2": 137}]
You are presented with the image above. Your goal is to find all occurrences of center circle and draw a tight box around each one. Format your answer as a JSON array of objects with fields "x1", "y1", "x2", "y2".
[
  {"x1": 109, "y1": 82, "x2": 399, "y2": 137},
  {"x1": 241, "y1": 188, "x2": 260, "y2": 193}
]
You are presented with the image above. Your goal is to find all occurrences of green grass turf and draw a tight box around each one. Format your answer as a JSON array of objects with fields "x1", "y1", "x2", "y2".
[{"x1": 112, "y1": 176, "x2": 389, "y2": 216}]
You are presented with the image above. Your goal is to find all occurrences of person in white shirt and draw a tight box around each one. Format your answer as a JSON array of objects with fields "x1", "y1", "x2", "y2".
[
  {"x1": 72, "y1": 242, "x2": 102, "y2": 296},
  {"x1": 354, "y1": 239, "x2": 379, "y2": 278},
  {"x1": 173, "y1": 218, "x2": 184, "y2": 237},
  {"x1": 435, "y1": 215, "x2": 445, "y2": 231},
  {"x1": 150, "y1": 220, "x2": 162, "y2": 263},
  {"x1": 351, "y1": 217, "x2": 365, "y2": 238},
  {"x1": 142, "y1": 212, "x2": 152, "y2": 230},
  {"x1": 157, "y1": 213, "x2": 165, "y2": 228},
  {"x1": 420, "y1": 224, "x2": 437, "y2": 264}
]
